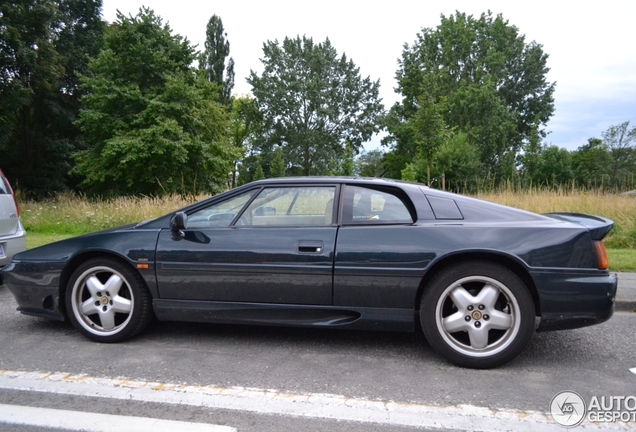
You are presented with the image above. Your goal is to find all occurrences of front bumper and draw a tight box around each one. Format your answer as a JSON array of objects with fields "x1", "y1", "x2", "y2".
[
  {"x1": 0, "y1": 222, "x2": 26, "y2": 268},
  {"x1": 2, "y1": 260, "x2": 66, "y2": 321},
  {"x1": 5, "y1": 282, "x2": 65, "y2": 321},
  {"x1": 532, "y1": 269, "x2": 617, "y2": 332}
]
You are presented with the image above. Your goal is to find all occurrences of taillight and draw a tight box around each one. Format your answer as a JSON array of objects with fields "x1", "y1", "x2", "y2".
[
  {"x1": 12, "y1": 192, "x2": 20, "y2": 217},
  {"x1": 593, "y1": 241, "x2": 608, "y2": 270}
]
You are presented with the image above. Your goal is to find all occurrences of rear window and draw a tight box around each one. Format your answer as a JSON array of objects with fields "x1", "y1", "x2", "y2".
[{"x1": 0, "y1": 172, "x2": 10, "y2": 194}]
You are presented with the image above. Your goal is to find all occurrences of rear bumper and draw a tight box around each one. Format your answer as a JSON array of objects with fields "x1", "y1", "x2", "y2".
[
  {"x1": 0, "y1": 223, "x2": 26, "y2": 268},
  {"x1": 532, "y1": 269, "x2": 617, "y2": 332}
]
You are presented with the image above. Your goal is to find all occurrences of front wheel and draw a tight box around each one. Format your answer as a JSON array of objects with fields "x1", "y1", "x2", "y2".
[
  {"x1": 420, "y1": 261, "x2": 535, "y2": 368},
  {"x1": 66, "y1": 257, "x2": 153, "y2": 343}
]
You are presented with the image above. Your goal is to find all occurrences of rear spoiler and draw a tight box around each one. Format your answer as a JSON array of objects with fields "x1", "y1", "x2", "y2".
[{"x1": 543, "y1": 213, "x2": 614, "y2": 241}]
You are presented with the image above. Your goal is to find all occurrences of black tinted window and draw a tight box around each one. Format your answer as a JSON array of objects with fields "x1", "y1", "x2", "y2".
[{"x1": 426, "y1": 196, "x2": 463, "y2": 220}]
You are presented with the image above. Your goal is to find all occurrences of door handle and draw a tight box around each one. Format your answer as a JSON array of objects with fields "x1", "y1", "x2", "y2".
[{"x1": 298, "y1": 240, "x2": 324, "y2": 253}]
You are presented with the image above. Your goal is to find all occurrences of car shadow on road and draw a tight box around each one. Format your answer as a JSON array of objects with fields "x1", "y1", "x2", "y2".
[{"x1": 143, "y1": 318, "x2": 433, "y2": 355}]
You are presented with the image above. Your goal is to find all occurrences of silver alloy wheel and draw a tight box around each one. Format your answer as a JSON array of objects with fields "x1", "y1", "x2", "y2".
[
  {"x1": 434, "y1": 275, "x2": 521, "y2": 357},
  {"x1": 70, "y1": 266, "x2": 134, "y2": 336}
]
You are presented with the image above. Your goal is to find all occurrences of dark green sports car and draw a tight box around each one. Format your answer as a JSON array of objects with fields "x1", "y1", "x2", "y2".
[{"x1": 1, "y1": 177, "x2": 617, "y2": 368}]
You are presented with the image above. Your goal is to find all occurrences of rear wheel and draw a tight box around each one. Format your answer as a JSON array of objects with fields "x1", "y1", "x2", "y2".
[
  {"x1": 66, "y1": 257, "x2": 153, "y2": 342},
  {"x1": 420, "y1": 261, "x2": 535, "y2": 368}
]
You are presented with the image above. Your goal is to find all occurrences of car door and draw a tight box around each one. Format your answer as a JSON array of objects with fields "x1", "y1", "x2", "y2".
[
  {"x1": 155, "y1": 184, "x2": 339, "y2": 305},
  {"x1": 334, "y1": 184, "x2": 431, "y2": 309}
]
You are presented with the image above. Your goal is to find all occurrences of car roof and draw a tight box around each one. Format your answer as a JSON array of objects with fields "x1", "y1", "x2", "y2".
[{"x1": 248, "y1": 176, "x2": 424, "y2": 188}]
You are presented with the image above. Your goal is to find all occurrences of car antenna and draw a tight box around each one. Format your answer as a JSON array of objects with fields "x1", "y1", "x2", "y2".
[{"x1": 375, "y1": 162, "x2": 394, "y2": 178}]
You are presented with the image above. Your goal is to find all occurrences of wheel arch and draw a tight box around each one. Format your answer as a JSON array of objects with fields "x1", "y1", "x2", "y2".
[
  {"x1": 415, "y1": 251, "x2": 541, "y2": 317},
  {"x1": 58, "y1": 251, "x2": 147, "y2": 318}
]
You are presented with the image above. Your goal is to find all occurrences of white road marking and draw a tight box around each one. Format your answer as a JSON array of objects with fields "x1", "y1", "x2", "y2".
[
  {"x1": 630, "y1": 368, "x2": 636, "y2": 375},
  {"x1": 0, "y1": 370, "x2": 627, "y2": 431},
  {"x1": 0, "y1": 403, "x2": 235, "y2": 432}
]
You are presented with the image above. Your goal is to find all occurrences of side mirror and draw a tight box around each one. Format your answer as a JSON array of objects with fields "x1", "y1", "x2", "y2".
[{"x1": 170, "y1": 212, "x2": 188, "y2": 236}]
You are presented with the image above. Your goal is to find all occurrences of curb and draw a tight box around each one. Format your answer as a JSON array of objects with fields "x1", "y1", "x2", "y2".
[
  {"x1": 615, "y1": 301, "x2": 636, "y2": 312},
  {"x1": 615, "y1": 272, "x2": 636, "y2": 313}
]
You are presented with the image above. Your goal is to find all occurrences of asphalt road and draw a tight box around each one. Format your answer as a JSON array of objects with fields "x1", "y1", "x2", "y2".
[{"x1": 0, "y1": 285, "x2": 634, "y2": 431}]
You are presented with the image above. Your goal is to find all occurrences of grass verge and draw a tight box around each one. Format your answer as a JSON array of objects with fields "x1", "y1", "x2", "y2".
[
  {"x1": 606, "y1": 249, "x2": 636, "y2": 272},
  {"x1": 26, "y1": 233, "x2": 74, "y2": 250},
  {"x1": 20, "y1": 193, "x2": 196, "y2": 236}
]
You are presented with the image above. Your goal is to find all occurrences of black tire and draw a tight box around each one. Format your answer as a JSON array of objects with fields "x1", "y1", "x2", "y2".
[
  {"x1": 420, "y1": 261, "x2": 535, "y2": 369},
  {"x1": 66, "y1": 257, "x2": 153, "y2": 343}
]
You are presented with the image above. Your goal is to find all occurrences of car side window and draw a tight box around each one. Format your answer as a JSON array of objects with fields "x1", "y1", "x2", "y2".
[
  {"x1": 236, "y1": 186, "x2": 336, "y2": 227},
  {"x1": 187, "y1": 190, "x2": 256, "y2": 228},
  {"x1": 342, "y1": 185, "x2": 413, "y2": 225}
]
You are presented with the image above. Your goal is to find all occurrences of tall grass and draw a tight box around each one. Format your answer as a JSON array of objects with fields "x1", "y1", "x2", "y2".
[{"x1": 20, "y1": 193, "x2": 200, "y2": 235}]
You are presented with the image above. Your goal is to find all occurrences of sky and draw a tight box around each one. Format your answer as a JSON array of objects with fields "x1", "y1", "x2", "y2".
[{"x1": 102, "y1": 0, "x2": 636, "y2": 152}]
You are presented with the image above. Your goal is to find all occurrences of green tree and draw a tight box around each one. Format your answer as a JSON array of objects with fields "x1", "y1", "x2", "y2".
[
  {"x1": 50, "y1": 0, "x2": 106, "y2": 190},
  {"x1": 519, "y1": 122, "x2": 543, "y2": 186},
  {"x1": 443, "y1": 79, "x2": 518, "y2": 170},
  {"x1": 432, "y1": 132, "x2": 482, "y2": 191},
  {"x1": 602, "y1": 121, "x2": 636, "y2": 188},
  {"x1": 0, "y1": 0, "x2": 62, "y2": 194},
  {"x1": 247, "y1": 36, "x2": 384, "y2": 176},
  {"x1": 386, "y1": 11, "x2": 555, "y2": 180},
  {"x1": 401, "y1": 132, "x2": 482, "y2": 190},
  {"x1": 228, "y1": 95, "x2": 262, "y2": 188},
  {"x1": 252, "y1": 156, "x2": 265, "y2": 181},
  {"x1": 337, "y1": 142, "x2": 355, "y2": 176},
  {"x1": 356, "y1": 149, "x2": 386, "y2": 177},
  {"x1": 200, "y1": 14, "x2": 234, "y2": 105},
  {"x1": 270, "y1": 145, "x2": 287, "y2": 177},
  {"x1": 534, "y1": 145, "x2": 573, "y2": 187},
  {"x1": 400, "y1": 161, "x2": 420, "y2": 182},
  {"x1": 381, "y1": 103, "x2": 417, "y2": 179},
  {"x1": 55, "y1": 0, "x2": 105, "y2": 104},
  {"x1": 408, "y1": 91, "x2": 449, "y2": 183},
  {"x1": 571, "y1": 138, "x2": 612, "y2": 188},
  {"x1": 0, "y1": 0, "x2": 104, "y2": 196},
  {"x1": 236, "y1": 154, "x2": 259, "y2": 185},
  {"x1": 75, "y1": 8, "x2": 235, "y2": 196}
]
